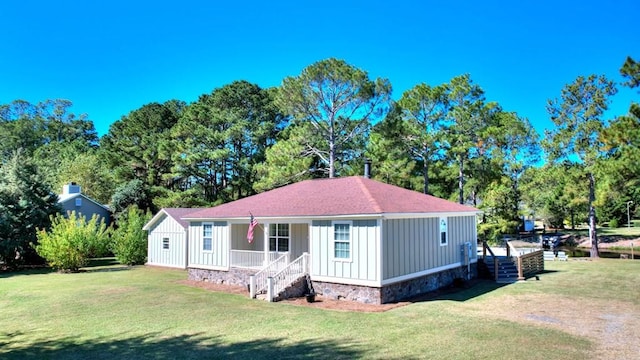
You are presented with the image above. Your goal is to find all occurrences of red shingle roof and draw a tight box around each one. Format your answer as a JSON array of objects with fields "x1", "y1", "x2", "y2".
[
  {"x1": 184, "y1": 176, "x2": 478, "y2": 220},
  {"x1": 160, "y1": 208, "x2": 201, "y2": 228}
]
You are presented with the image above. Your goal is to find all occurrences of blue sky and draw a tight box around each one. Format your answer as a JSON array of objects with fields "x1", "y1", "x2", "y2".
[{"x1": 1, "y1": 1, "x2": 638, "y2": 137}]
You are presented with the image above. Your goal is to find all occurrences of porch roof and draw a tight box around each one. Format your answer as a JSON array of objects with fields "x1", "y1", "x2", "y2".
[{"x1": 184, "y1": 176, "x2": 478, "y2": 220}]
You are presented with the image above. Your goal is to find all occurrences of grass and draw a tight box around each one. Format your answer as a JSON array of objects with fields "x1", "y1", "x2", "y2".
[{"x1": 1, "y1": 259, "x2": 639, "y2": 359}]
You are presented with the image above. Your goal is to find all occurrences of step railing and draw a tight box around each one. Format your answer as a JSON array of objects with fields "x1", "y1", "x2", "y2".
[
  {"x1": 250, "y1": 253, "x2": 289, "y2": 298},
  {"x1": 270, "y1": 252, "x2": 310, "y2": 301},
  {"x1": 506, "y1": 240, "x2": 544, "y2": 281},
  {"x1": 482, "y1": 241, "x2": 500, "y2": 281}
]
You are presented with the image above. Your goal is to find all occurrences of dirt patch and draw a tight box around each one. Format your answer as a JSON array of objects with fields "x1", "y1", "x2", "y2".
[
  {"x1": 461, "y1": 294, "x2": 640, "y2": 360},
  {"x1": 179, "y1": 280, "x2": 249, "y2": 295}
]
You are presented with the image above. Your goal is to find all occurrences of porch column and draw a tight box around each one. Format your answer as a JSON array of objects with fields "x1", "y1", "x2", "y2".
[{"x1": 263, "y1": 222, "x2": 270, "y2": 266}]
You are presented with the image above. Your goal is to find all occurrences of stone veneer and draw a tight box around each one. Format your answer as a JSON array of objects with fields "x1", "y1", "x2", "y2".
[
  {"x1": 188, "y1": 267, "x2": 257, "y2": 286},
  {"x1": 187, "y1": 264, "x2": 477, "y2": 304},
  {"x1": 313, "y1": 264, "x2": 478, "y2": 304}
]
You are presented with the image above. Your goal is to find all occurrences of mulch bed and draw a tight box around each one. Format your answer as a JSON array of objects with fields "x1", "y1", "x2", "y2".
[{"x1": 179, "y1": 279, "x2": 482, "y2": 313}]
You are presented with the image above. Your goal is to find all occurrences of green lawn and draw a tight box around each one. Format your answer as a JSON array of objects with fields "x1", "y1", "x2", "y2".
[{"x1": 2, "y1": 259, "x2": 639, "y2": 359}]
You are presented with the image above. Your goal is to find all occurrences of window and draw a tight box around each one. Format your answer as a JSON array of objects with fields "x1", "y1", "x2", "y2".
[
  {"x1": 333, "y1": 223, "x2": 351, "y2": 259},
  {"x1": 439, "y1": 217, "x2": 448, "y2": 246},
  {"x1": 269, "y1": 224, "x2": 289, "y2": 252},
  {"x1": 162, "y1": 237, "x2": 169, "y2": 250},
  {"x1": 203, "y1": 223, "x2": 213, "y2": 251},
  {"x1": 75, "y1": 198, "x2": 82, "y2": 207}
]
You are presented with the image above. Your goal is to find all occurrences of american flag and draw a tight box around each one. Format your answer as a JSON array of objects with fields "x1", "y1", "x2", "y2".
[{"x1": 247, "y1": 215, "x2": 258, "y2": 243}]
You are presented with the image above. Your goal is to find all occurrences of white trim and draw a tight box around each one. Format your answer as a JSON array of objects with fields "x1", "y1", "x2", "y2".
[
  {"x1": 268, "y1": 223, "x2": 291, "y2": 253},
  {"x1": 202, "y1": 222, "x2": 214, "y2": 252},
  {"x1": 331, "y1": 221, "x2": 353, "y2": 262},
  {"x1": 381, "y1": 260, "x2": 476, "y2": 286},
  {"x1": 439, "y1": 217, "x2": 448, "y2": 246},
  {"x1": 312, "y1": 259, "x2": 478, "y2": 288},
  {"x1": 311, "y1": 275, "x2": 381, "y2": 288},
  {"x1": 57, "y1": 193, "x2": 110, "y2": 212},
  {"x1": 146, "y1": 262, "x2": 186, "y2": 270},
  {"x1": 183, "y1": 212, "x2": 479, "y2": 223},
  {"x1": 376, "y1": 218, "x2": 383, "y2": 283},
  {"x1": 382, "y1": 212, "x2": 481, "y2": 219},
  {"x1": 187, "y1": 264, "x2": 230, "y2": 271}
]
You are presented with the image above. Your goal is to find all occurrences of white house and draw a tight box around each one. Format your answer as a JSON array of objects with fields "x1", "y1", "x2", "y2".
[
  {"x1": 143, "y1": 208, "x2": 199, "y2": 269},
  {"x1": 179, "y1": 176, "x2": 480, "y2": 304},
  {"x1": 57, "y1": 182, "x2": 110, "y2": 224}
]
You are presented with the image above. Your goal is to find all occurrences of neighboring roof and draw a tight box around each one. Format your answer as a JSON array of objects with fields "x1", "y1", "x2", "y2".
[
  {"x1": 57, "y1": 192, "x2": 109, "y2": 211},
  {"x1": 185, "y1": 176, "x2": 479, "y2": 220},
  {"x1": 143, "y1": 208, "x2": 200, "y2": 230}
]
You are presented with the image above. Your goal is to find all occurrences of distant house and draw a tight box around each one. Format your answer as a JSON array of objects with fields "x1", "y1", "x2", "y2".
[
  {"x1": 57, "y1": 182, "x2": 110, "y2": 224},
  {"x1": 170, "y1": 175, "x2": 480, "y2": 304},
  {"x1": 143, "y1": 208, "x2": 199, "y2": 269}
]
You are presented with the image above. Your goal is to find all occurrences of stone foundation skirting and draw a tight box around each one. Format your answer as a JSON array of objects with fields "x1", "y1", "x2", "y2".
[
  {"x1": 188, "y1": 267, "x2": 257, "y2": 286},
  {"x1": 313, "y1": 264, "x2": 478, "y2": 304}
]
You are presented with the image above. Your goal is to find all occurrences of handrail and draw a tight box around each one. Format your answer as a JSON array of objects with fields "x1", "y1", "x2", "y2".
[
  {"x1": 506, "y1": 241, "x2": 524, "y2": 281},
  {"x1": 482, "y1": 242, "x2": 499, "y2": 281},
  {"x1": 253, "y1": 253, "x2": 288, "y2": 295},
  {"x1": 270, "y1": 252, "x2": 310, "y2": 300}
]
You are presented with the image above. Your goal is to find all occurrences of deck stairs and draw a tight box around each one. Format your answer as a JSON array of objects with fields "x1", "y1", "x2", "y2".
[
  {"x1": 252, "y1": 253, "x2": 309, "y2": 301},
  {"x1": 481, "y1": 255, "x2": 520, "y2": 284}
]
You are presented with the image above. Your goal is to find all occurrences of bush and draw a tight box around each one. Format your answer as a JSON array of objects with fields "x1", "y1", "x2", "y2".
[
  {"x1": 110, "y1": 206, "x2": 150, "y2": 266},
  {"x1": 34, "y1": 212, "x2": 110, "y2": 272},
  {"x1": 608, "y1": 218, "x2": 619, "y2": 228}
]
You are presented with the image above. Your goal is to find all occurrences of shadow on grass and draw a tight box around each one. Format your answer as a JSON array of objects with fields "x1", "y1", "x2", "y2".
[
  {"x1": 0, "y1": 332, "x2": 365, "y2": 360},
  {"x1": 0, "y1": 267, "x2": 54, "y2": 279},
  {"x1": 404, "y1": 279, "x2": 509, "y2": 304}
]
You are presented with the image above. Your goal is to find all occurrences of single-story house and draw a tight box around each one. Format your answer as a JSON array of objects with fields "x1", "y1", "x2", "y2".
[
  {"x1": 143, "y1": 208, "x2": 199, "y2": 269},
  {"x1": 179, "y1": 175, "x2": 480, "y2": 304},
  {"x1": 58, "y1": 182, "x2": 111, "y2": 224}
]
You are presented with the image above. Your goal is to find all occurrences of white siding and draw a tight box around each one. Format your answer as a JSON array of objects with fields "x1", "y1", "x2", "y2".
[
  {"x1": 382, "y1": 215, "x2": 477, "y2": 280},
  {"x1": 147, "y1": 214, "x2": 187, "y2": 269},
  {"x1": 310, "y1": 220, "x2": 378, "y2": 282},
  {"x1": 188, "y1": 221, "x2": 229, "y2": 269}
]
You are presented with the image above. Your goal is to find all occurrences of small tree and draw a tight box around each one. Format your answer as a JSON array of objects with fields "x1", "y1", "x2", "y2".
[
  {"x1": 0, "y1": 150, "x2": 59, "y2": 268},
  {"x1": 110, "y1": 206, "x2": 150, "y2": 266},
  {"x1": 34, "y1": 212, "x2": 110, "y2": 272}
]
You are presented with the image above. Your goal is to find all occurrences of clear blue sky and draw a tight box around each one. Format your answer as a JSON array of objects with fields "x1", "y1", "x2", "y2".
[{"x1": 1, "y1": 1, "x2": 638, "y2": 137}]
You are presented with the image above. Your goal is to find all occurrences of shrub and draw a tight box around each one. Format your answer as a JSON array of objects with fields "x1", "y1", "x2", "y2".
[
  {"x1": 608, "y1": 218, "x2": 619, "y2": 228},
  {"x1": 34, "y1": 212, "x2": 110, "y2": 272},
  {"x1": 110, "y1": 206, "x2": 150, "y2": 266}
]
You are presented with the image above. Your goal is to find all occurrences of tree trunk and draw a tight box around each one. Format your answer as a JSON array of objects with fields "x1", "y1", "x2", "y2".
[
  {"x1": 588, "y1": 172, "x2": 599, "y2": 258},
  {"x1": 329, "y1": 119, "x2": 335, "y2": 178},
  {"x1": 423, "y1": 147, "x2": 429, "y2": 194},
  {"x1": 458, "y1": 154, "x2": 464, "y2": 204}
]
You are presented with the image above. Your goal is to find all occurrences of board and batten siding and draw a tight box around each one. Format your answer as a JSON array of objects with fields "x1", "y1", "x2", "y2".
[
  {"x1": 382, "y1": 215, "x2": 477, "y2": 280},
  {"x1": 188, "y1": 221, "x2": 229, "y2": 270},
  {"x1": 147, "y1": 214, "x2": 187, "y2": 269},
  {"x1": 310, "y1": 220, "x2": 378, "y2": 284}
]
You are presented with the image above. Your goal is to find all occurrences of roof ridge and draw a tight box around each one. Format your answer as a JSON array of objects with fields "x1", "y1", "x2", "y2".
[{"x1": 356, "y1": 177, "x2": 382, "y2": 213}]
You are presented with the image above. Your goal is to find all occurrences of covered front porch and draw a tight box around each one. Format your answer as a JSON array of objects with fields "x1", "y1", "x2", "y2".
[{"x1": 228, "y1": 221, "x2": 309, "y2": 270}]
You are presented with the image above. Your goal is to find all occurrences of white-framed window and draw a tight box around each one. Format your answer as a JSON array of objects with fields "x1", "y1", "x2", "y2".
[
  {"x1": 333, "y1": 222, "x2": 351, "y2": 260},
  {"x1": 162, "y1": 237, "x2": 169, "y2": 250},
  {"x1": 439, "y1": 217, "x2": 448, "y2": 246},
  {"x1": 203, "y1": 223, "x2": 213, "y2": 251},
  {"x1": 269, "y1": 224, "x2": 289, "y2": 252}
]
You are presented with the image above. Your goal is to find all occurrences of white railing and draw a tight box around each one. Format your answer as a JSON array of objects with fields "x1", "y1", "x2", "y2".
[
  {"x1": 230, "y1": 250, "x2": 288, "y2": 269},
  {"x1": 251, "y1": 253, "x2": 289, "y2": 296},
  {"x1": 270, "y1": 252, "x2": 310, "y2": 299}
]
